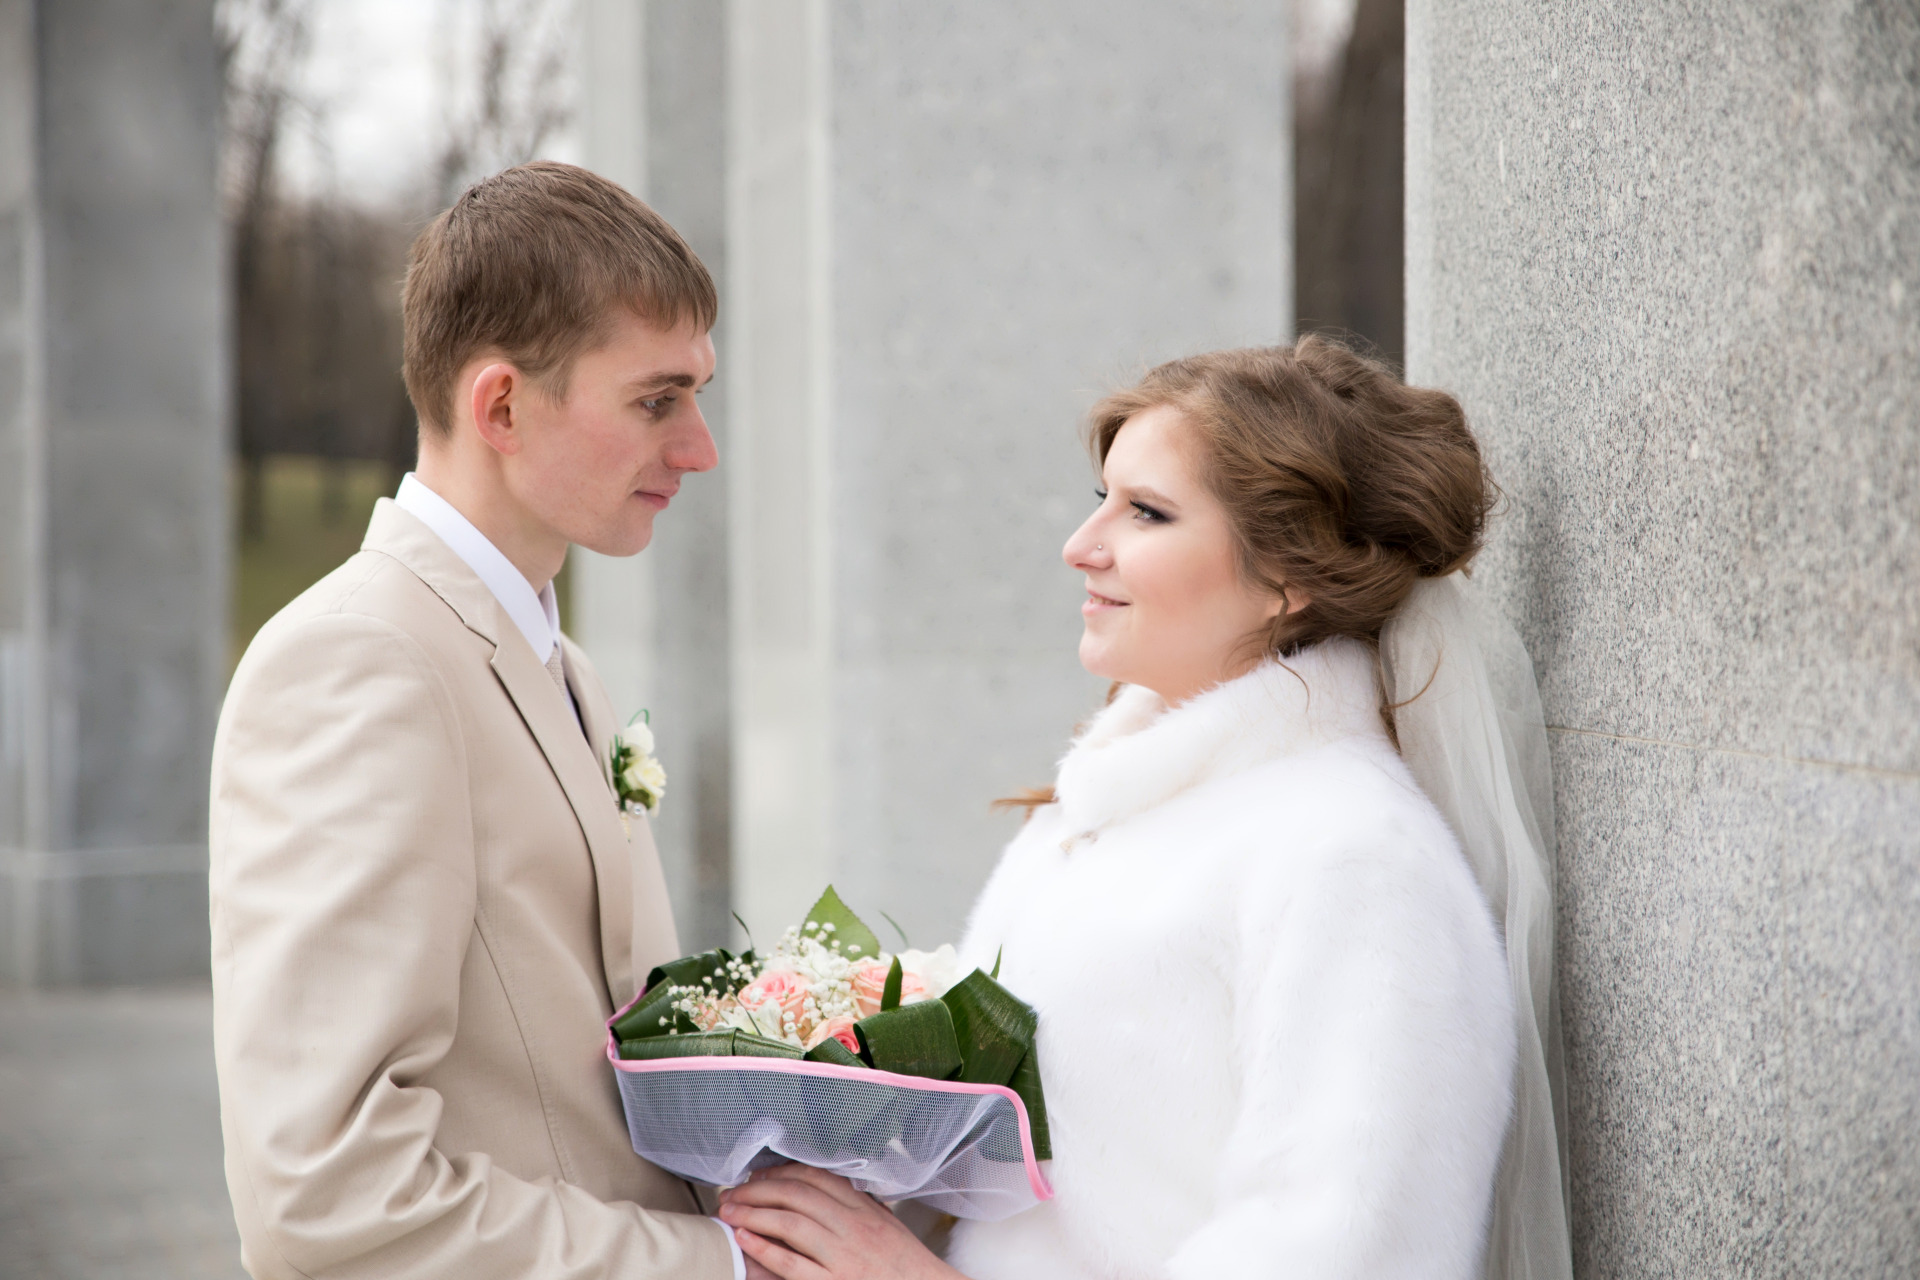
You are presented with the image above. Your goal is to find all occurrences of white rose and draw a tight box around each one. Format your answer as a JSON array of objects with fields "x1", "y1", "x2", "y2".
[
  {"x1": 896, "y1": 944, "x2": 965, "y2": 1000},
  {"x1": 637, "y1": 757, "x2": 667, "y2": 795},
  {"x1": 619, "y1": 720, "x2": 655, "y2": 756}
]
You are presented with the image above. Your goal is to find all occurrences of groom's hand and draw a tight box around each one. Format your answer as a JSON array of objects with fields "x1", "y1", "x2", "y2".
[{"x1": 717, "y1": 1165, "x2": 960, "y2": 1280}]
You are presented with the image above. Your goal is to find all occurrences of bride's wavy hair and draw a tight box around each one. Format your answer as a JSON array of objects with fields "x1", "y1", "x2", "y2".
[
  {"x1": 997, "y1": 336, "x2": 1494, "y2": 815},
  {"x1": 1093, "y1": 336, "x2": 1495, "y2": 661}
]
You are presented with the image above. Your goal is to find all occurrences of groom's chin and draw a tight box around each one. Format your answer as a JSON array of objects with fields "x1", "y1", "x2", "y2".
[{"x1": 578, "y1": 515, "x2": 658, "y2": 559}]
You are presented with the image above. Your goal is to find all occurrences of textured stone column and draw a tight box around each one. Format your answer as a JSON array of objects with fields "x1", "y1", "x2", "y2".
[
  {"x1": 1406, "y1": 3, "x2": 1919, "y2": 1273},
  {"x1": 0, "y1": 0, "x2": 227, "y2": 985},
  {"x1": 574, "y1": 0, "x2": 736, "y2": 952},
  {"x1": 725, "y1": 0, "x2": 1290, "y2": 944}
]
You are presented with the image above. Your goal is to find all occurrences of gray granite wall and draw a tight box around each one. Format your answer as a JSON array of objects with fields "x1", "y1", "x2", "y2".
[
  {"x1": 574, "y1": 0, "x2": 735, "y2": 952},
  {"x1": 724, "y1": 0, "x2": 1290, "y2": 945},
  {"x1": 1406, "y1": 2, "x2": 1919, "y2": 1273},
  {"x1": 0, "y1": 0, "x2": 226, "y2": 985}
]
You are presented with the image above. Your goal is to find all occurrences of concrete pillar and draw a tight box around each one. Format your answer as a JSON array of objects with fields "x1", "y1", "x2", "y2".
[
  {"x1": 0, "y1": 0, "x2": 227, "y2": 986},
  {"x1": 1406, "y1": 2, "x2": 1919, "y2": 1273},
  {"x1": 725, "y1": 1, "x2": 1290, "y2": 944},
  {"x1": 575, "y1": 0, "x2": 735, "y2": 950}
]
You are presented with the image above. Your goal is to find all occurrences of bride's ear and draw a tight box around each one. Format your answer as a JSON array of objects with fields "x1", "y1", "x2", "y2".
[{"x1": 1270, "y1": 586, "x2": 1310, "y2": 619}]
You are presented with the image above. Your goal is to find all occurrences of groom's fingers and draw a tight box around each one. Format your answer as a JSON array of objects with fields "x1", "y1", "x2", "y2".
[
  {"x1": 735, "y1": 1226, "x2": 831, "y2": 1280},
  {"x1": 720, "y1": 1180, "x2": 873, "y2": 1261},
  {"x1": 750, "y1": 1163, "x2": 877, "y2": 1212}
]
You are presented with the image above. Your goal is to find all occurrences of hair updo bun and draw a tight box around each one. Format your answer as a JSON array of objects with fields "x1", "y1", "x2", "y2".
[{"x1": 1088, "y1": 335, "x2": 1495, "y2": 659}]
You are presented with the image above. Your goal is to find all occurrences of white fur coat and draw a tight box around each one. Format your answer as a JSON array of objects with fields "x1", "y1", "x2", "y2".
[{"x1": 946, "y1": 639, "x2": 1516, "y2": 1280}]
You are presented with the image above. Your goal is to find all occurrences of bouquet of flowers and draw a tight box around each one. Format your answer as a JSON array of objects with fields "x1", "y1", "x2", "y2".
[{"x1": 607, "y1": 887, "x2": 1052, "y2": 1221}]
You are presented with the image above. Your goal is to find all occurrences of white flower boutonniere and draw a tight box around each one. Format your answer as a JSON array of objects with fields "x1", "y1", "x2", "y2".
[{"x1": 611, "y1": 712, "x2": 667, "y2": 832}]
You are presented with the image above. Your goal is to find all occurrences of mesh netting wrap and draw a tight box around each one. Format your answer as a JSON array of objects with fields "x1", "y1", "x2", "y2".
[{"x1": 608, "y1": 1047, "x2": 1054, "y2": 1221}]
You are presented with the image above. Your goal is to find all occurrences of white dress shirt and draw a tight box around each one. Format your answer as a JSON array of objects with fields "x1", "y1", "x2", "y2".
[
  {"x1": 392, "y1": 475, "x2": 746, "y2": 1280},
  {"x1": 393, "y1": 474, "x2": 582, "y2": 731}
]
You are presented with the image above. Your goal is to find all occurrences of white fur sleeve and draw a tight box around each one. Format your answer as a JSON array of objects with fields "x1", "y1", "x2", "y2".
[{"x1": 1161, "y1": 817, "x2": 1517, "y2": 1280}]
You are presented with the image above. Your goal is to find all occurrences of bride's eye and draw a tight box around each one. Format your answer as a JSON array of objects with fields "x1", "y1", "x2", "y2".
[
  {"x1": 1093, "y1": 488, "x2": 1109, "y2": 504},
  {"x1": 1131, "y1": 501, "x2": 1169, "y2": 524}
]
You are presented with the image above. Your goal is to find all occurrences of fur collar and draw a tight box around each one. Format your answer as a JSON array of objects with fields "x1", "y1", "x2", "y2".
[{"x1": 1053, "y1": 638, "x2": 1388, "y2": 839}]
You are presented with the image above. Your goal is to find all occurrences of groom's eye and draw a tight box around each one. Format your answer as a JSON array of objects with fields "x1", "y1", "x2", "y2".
[{"x1": 639, "y1": 395, "x2": 675, "y2": 416}]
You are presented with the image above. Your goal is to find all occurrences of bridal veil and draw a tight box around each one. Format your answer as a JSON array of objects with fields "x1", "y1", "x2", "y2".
[{"x1": 1380, "y1": 575, "x2": 1574, "y2": 1280}]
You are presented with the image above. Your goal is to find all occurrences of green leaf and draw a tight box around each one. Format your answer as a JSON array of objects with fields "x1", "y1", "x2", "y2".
[
  {"x1": 617, "y1": 1031, "x2": 739, "y2": 1060},
  {"x1": 990, "y1": 946, "x2": 1003, "y2": 981},
  {"x1": 803, "y1": 1035, "x2": 864, "y2": 1067},
  {"x1": 731, "y1": 911, "x2": 757, "y2": 955},
  {"x1": 616, "y1": 946, "x2": 746, "y2": 1042},
  {"x1": 732, "y1": 1032, "x2": 804, "y2": 1060},
  {"x1": 939, "y1": 968, "x2": 1036, "y2": 1087},
  {"x1": 801, "y1": 885, "x2": 883, "y2": 962},
  {"x1": 854, "y1": 1000, "x2": 964, "y2": 1080},
  {"x1": 1008, "y1": 1046, "x2": 1052, "y2": 1161},
  {"x1": 616, "y1": 1029, "x2": 802, "y2": 1061},
  {"x1": 879, "y1": 910, "x2": 912, "y2": 949},
  {"x1": 881, "y1": 955, "x2": 904, "y2": 1012},
  {"x1": 643, "y1": 947, "x2": 738, "y2": 998},
  {"x1": 609, "y1": 983, "x2": 690, "y2": 1042}
]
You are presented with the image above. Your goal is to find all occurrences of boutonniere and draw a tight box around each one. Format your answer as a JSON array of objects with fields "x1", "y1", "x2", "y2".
[{"x1": 611, "y1": 711, "x2": 667, "y2": 833}]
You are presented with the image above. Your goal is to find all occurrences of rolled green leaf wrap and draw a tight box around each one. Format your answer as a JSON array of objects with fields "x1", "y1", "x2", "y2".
[
  {"x1": 619, "y1": 1031, "x2": 738, "y2": 1060},
  {"x1": 732, "y1": 1032, "x2": 805, "y2": 1059},
  {"x1": 939, "y1": 968, "x2": 1037, "y2": 1088},
  {"x1": 854, "y1": 999, "x2": 964, "y2": 1080},
  {"x1": 611, "y1": 984, "x2": 691, "y2": 1043},
  {"x1": 803, "y1": 1036, "x2": 864, "y2": 1068},
  {"x1": 618, "y1": 1029, "x2": 804, "y2": 1061},
  {"x1": 618, "y1": 947, "x2": 746, "y2": 1042},
  {"x1": 1007, "y1": 1046, "x2": 1051, "y2": 1160}
]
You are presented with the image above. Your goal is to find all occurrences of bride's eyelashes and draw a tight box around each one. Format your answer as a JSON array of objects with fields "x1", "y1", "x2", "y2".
[{"x1": 1093, "y1": 488, "x2": 1171, "y2": 525}]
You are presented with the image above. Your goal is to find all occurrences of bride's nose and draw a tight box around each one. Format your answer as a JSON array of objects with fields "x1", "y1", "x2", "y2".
[{"x1": 1063, "y1": 518, "x2": 1111, "y2": 570}]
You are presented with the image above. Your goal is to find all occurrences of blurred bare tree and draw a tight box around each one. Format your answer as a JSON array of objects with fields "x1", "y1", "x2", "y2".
[
  {"x1": 431, "y1": 0, "x2": 577, "y2": 206},
  {"x1": 219, "y1": 0, "x2": 316, "y2": 537},
  {"x1": 217, "y1": 0, "x2": 575, "y2": 542},
  {"x1": 1295, "y1": 0, "x2": 1404, "y2": 366}
]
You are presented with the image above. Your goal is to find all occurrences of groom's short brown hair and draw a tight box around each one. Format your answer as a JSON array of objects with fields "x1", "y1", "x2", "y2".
[{"x1": 402, "y1": 161, "x2": 717, "y2": 435}]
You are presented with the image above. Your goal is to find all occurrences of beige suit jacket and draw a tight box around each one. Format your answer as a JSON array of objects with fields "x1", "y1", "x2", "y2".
[{"x1": 209, "y1": 501, "x2": 733, "y2": 1280}]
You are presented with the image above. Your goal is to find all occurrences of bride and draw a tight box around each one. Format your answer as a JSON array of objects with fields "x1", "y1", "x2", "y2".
[{"x1": 718, "y1": 337, "x2": 1572, "y2": 1280}]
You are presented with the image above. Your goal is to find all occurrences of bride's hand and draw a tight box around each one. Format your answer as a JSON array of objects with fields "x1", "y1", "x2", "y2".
[{"x1": 717, "y1": 1165, "x2": 961, "y2": 1280}]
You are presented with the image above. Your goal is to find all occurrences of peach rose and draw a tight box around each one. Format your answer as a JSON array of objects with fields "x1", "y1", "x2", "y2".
[
  {"x1": 850, "y1": 959, "x2": 925, "y2": 1018},
  {"x1": 849, "y1": 960, "x2": 889, "y2": 1018},
  {"x1": 738, "y1": 969, "x2": 810, "y2": 1029},
  {"x1": 805, "y1": 1015, "x2": 861, "y2": 1055}
]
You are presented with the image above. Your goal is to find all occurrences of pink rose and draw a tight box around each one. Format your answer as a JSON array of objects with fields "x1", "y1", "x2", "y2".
[
  {"x1": 738, "y1": 969, "x2": 810, "y2": 1028},
  {"x1": 849, "y1": 959, "x2": 925, "y2": 1018},
  {"x1": 849, "y1": 960, "x2": 890, "y2": 1018},
  {"x1": 806, "y1": 1015, "x2": 861, "y2": 1055}
]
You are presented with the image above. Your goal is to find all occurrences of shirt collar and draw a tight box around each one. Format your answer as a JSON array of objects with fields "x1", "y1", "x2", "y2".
[{"x1": 394, "y1": 472, "x2": 560, "y2": 664}]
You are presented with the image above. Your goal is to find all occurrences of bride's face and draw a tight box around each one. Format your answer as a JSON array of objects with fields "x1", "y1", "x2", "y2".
[{"x1": 1063, "y1": 405, "x2": 1288, "y2": 705}]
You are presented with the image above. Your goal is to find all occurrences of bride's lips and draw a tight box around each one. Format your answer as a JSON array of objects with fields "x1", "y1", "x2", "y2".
[{"x1": 1082, "y1": 588, "x2": 1129, "y2": 616}]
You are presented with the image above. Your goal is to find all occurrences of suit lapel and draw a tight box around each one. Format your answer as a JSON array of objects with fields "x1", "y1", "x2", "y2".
[
  {"x1": 361, "y1": 500, "x2": 637, "y2": 1005},
  {"x1": 490, "y1": 633, "x2": 636, "y2": 1006}
]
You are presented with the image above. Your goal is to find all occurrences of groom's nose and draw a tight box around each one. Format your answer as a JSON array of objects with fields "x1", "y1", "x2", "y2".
[{"x1": 663, "y1": 403, "x2": 719, "y2": 475}]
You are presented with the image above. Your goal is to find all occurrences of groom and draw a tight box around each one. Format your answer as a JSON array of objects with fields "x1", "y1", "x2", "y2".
[{"x1": 209, "y1": 163, "x2": 746, "y2": 1279}]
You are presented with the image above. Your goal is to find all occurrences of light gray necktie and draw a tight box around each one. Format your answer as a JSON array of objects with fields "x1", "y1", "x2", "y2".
[{"x1": 545, "y1": 646, "x2": 583, "y2": 736}]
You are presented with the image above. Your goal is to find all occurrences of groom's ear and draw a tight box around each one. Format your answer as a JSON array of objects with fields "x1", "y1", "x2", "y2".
[{"x1": 468, "y1": 361, "x2": 529, "y2": 457}]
